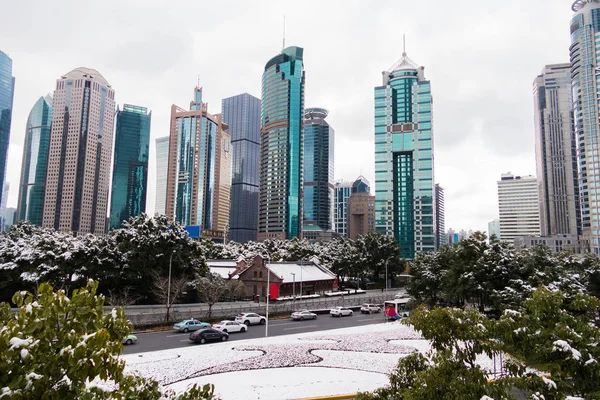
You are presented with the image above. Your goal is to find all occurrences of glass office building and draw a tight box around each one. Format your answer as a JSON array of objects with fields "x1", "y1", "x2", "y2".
[
  {"x1": 154, "y1": 136, "x2": 169, "y2": 216},
  {"x1": 166, "y1": 87, "x2": 231, "y2": 235},
  {"x1": 303, "y1": 107, "x2": 334, "y2": 232},
  {"x1": 570, "y1": 1, "x2": 600, "y2": 252},
  {"x1": 17, "y1": 95, "x2": 52, "y2": 226},
  {"x1": 0, "y1": 51, "x2": 15, "y2": 210},
  {"x1": 258, "y1": 46, "x2": 305, "y2": 241},
  {"x1": 374, "y1": 51, "x2": 435, "y2": 259},
  {"x1": 334, "y1": 176, "x2": 369, "y2": 237},
  {"x1": 109, "y1": 104, "x2": 151, "y2": 230},
  {"x1": 222, "y1": 93, "x2": 261, "y2": 243}
]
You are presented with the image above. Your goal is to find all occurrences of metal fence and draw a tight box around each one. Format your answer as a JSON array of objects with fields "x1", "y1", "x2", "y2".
[{"x1": 124, "y1": 293, "x2": 394, "y2": 326}]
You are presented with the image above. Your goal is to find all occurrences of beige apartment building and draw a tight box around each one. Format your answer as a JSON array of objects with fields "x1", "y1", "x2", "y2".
[
  {"x1": 42, "y1": 68, "x2": 115, "y2": 234},
  {"x1": 347, "y1": 192, "x2": 375, "y2": 240}
]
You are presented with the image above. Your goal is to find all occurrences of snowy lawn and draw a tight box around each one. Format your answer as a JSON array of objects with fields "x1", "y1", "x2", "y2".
[{"x1": 122, "y1": 321, "x2": 507, "y2": 399}]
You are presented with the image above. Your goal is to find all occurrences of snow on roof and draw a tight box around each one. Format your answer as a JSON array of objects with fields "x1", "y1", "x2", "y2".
[
  {"x1": 210, "y1": 267, "x2": 237, "y2": 279},
  {"x1": 207, "y1": 260, "x2": 237, "y2": 267},
  {"x1": 266, "y1": 262, "x2": 336, "y2": 284}
]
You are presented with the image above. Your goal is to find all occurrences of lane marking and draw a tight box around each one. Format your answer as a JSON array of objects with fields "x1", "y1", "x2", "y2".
[
  {"x1": 166, "y1": 334, "x2": 186, "y2": 338},
  {"x1": 283, "y1": 324, "x2": 318, "y2": 331},
  {"x1": 268, "y1": 322, "x2": 298, "y2": 327},
  {"x1": 357, "y1": 318, "x2": 381, "y2": 322}
]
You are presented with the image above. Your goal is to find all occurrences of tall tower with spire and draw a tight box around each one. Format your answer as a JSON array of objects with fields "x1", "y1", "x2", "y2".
[{"x1": 374, "y1": 46, "x2": 435, "y2": 259}]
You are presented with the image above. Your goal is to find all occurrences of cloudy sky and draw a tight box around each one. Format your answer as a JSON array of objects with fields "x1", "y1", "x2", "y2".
[{"x1": 1, "y1": 0, "x2": 574, "y2": 233}]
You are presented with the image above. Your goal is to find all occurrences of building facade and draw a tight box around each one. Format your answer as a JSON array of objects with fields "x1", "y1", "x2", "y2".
[
  {"x1": 533, "y1": 63, "x2": 580, "y2": 237},
  {"x1": 17, "y1": 95, "x2": 52, "y2": 225},
  {"x1": 165, "y1": 87, "x2": 231, "y2": 236},
  {"x1": 374, "y1": 50, "x2": 435, "y2": 258},
  {"x1": 222, "y1": 93, "x2": 261, "y2": 243},
  {"x1": 570, "y1": 1, "x2": 600, "y2": 253},
  {"x1": 435, "y1": 184, "x2": 446, "y2": 250},
  {"x1": 109, "y1": 104, "x2": 151, "y2": 230},
  {"x1": 303, "y1": 107, "x2": 334, "y2": 232},
  {"x1": 514, "y1": 234, "x2": 587, "y2": 254},
  {"x1": 0, "y1": 51, "x2": 15, "y2": 210},
  {"x1": 347, "y1": 192, "x2": 375, "y2": 240},
  {"x1": 154, "y1": 136, "x2": 169, "y2": 216},
  {"x1": 43, "y1": 68, "x2": 115, "y2": 234},
  {"x1": 258, "y1": 46, "x2": 305, "y2": 241},
  {"x1": 497, "y1": 173, "x2": 541, "y2": 241},
  {"x1": 334, "y1": 180, "x2": 353, "y2": 236},
  {"x1": 488, "y1": 219, "x2": 500, "y2": 241}
]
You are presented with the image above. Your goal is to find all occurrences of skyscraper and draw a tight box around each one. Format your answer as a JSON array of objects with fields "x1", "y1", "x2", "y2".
[
  {"x1": 109, "y1": 104, "x2": 151, "y2": 230},
  {"x1": 17, "y1": 95, "x2": 52, "y2": 226},
  {"x1": 497, "y1": 173, "x2": 541, "y2": 241},
  {"x1": 347, "y1": 191, "x2": 376, "y2": 240},
  {"x1": 488, "y1": 219, "x2": 500, "y2": 241},
  {"x1": 570, "y1": 1, "x2": 600, "y2": 252},
  {"x1": 334, "y1": 176, "x2": 370, "y2": 237},
  {"x1": 0, "y1": 51, "x2": 15, "y2": 210},
  {"x1": 165, "y1": 87, "x2": 231, "y2": 237},
  {"x1": 222, "y1": 93, "x2": 261, "y2": 243},
  {"x1": 43, "y1": 67, "x2": 115, "y2": 234},
  {"x1": 533, "y1": 63, "x2": 580, "y2": 237},
  {"x1": 435, "y1": 184, "x2": 446, "y2": 250},
  {"x1": 154, "y1": 136, "x2": 169, "y2": 216},
  {"x1": 374, "y1": 49, "x2": 435, "y2": 259},
  {"x1": 258, "y1": 46, "x2": 305, "y2": 241},
  {"x1": 303, "y1": 107, "x2": 334, "y2": 232},
  {"x1": 334, "y1": 180, "x2": 353, "y2": 236}
]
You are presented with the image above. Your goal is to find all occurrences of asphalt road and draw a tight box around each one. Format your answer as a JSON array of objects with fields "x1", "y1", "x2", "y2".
[{"x1": 122, "y1": 311, "x2": 387, "y2": 355}]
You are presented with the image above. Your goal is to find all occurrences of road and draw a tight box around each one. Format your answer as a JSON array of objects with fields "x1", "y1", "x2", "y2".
[{"x1": 123, "y1": 311, "x2": 387, "y2": 355}]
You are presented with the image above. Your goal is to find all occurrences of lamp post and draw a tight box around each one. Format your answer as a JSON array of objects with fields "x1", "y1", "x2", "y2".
[
  {"x1": 385, "y1": 259, "x2": 389, "y2": 293},
  {"x1": 291, "y1": 272, "x2": 296, "y2": 310},
  {"x1": 167, "y1": 250, "x2": 176, "y2": 321},
  {"x1": 299, "y1": 266, "x2": 303, "y2": 303},
  {"x1": 265, "y1": 253, "x2": 271, "y2": 337}
]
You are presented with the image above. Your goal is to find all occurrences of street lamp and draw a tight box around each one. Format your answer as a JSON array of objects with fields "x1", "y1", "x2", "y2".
[
  {"x1": 385, "y1": 259, "x2": 389, "y2": 293},
  {"x1": 291, "y1": 272, "x2": 296, "y2": 310},
  {"x1": 299, "y1": 265, "x2": 303, "y2": 301},
  {"x1": 265, "y1": 253, "x2": 271, "y2": 337},
  {"x1": 167, "y1": 250, "x2": 176, "y2": 321}
]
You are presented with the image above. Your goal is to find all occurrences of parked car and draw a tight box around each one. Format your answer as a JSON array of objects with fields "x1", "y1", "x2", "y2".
[
  {"x1": 330, "y1": 306, "x2": 353, "y2": 317},
  {"x1": 360, "y1": 303, "x2": 382, "y2": 314},
  {"x1": 173, "y1": 319, "x2": 210, "y2": 333},
  {"x1": 291, "y1": 310, "x2": 317, "y2": 321},
  {"x1": 235, "y1": 313, "x2": 266, "y2": 326},
  {"x1": 212, "y1": 320, "x2": 247, "y2": 333},
  {"x1": 189, "y1": 328, "x2": 229, "y2": 344},
  {"x1": 122, "y1": 334, "x2": 137, "y2": 345}
]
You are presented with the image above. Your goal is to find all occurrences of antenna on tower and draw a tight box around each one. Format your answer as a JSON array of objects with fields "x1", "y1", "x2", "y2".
[
  {"x1": 403, "y1": 34, "x2": 406, "y2": 56},
  {"x1": 197, "y1": 74, "x2": 200, "y2": 88},
  {"x1": 282, "y1": 15, "x2": 286, "y2": 51}
]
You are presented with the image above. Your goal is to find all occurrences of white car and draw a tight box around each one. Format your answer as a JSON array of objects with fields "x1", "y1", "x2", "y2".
[
  {"x1": 360, "y1": 304, "x2": 382, "y2": 314},
  {"x1": 291, "y1": 310, "x2": 317, "y2": 321},
  {"x1": 212, "y1": 320, "x2": 247, "y2": 333},
  {"x1": 330, "y1": 307, "x2": 353, "y2": 317},
  {"x1": 235, "y1": 313, "x2": 267, "y2": 326},
  {"x1": 395, "y1": 292, "x2": 410, "y2": 299}
]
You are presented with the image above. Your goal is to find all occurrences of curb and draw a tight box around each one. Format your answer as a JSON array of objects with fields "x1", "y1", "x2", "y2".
[{"x1": 295, "y1": 394, "x2": 357, "y2": 400}]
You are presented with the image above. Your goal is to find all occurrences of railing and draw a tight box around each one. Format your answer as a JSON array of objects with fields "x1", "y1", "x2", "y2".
[{"x1": 124, "y1": 292, "x2": 396, "y2": 326}]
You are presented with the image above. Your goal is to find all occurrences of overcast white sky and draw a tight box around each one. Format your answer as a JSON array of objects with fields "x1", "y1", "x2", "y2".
[{"x1": 1, "y1": 0, "x2": 574, "y2": 233}]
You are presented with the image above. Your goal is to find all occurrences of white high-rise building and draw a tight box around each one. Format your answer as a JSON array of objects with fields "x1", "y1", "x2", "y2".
[
  {"x1": 497, "y1": 173, "x2": 541, "y2": 241},
  {"x1": 533, "y1": 63, "x2": 580, "y2": 237},
  {"x1": 43, "y1": 67, "x2": 115, "y2": 234},
  {"x1": 154, "y1": 136, "x2": 169, "y2": 216}
]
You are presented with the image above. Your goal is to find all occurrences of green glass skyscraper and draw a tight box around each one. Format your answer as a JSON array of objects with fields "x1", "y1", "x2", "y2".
[
  {"x1": 374, "y1": 50, "x2": 435, "y2": 259},
  {"x1": 109, "y1": 104, "x2": 151, "y2": 230},
  {"x1": 258, "y1": 46, "x2": 305, "y2": 241},
  {"x1": 0, "y1": 51, "x2": 15, "y2": 211},
  {"x1": 17, "y1": 95, "x2": 52, "y2": 225}
]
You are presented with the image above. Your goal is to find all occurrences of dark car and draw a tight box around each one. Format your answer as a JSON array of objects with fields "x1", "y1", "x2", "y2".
[{"x1": 189, "y1": 328, "x2": 229, "y2": 344}]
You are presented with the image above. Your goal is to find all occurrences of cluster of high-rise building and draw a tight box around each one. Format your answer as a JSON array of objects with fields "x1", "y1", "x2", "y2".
[
  {"x1": 0, "y1": 38, "x2": 446, "y2": 257},
  {"x1": 483, "y1": 1, "x2": 600, "y2": 254}
]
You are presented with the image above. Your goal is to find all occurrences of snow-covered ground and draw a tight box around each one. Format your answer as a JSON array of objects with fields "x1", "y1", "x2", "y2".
[{"x1": 123, "y1": 322, "x2": 503, "y2": 400}]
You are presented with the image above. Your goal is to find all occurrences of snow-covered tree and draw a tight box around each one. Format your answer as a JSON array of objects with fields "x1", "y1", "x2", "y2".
[
  {"x1": 194, "y1": 272, "x2": 230, "y2": 318},
  {"x1": 354, "y1": 232, "x2": 403, "y2": 285},
  {"x1": 0, "y1": 280, "x2": 217, "y2": 399}
]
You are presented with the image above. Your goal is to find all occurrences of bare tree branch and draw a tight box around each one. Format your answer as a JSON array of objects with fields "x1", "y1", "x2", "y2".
[
  {"x1": 195, "y1": 273, "x2": 229, "y2": 318},
  {"x1": 150, "y1": 271, "x2": 189, "y2": 321},
  {"x1": 106, "y1": 286, "x2": 141, "y2": 307}
]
